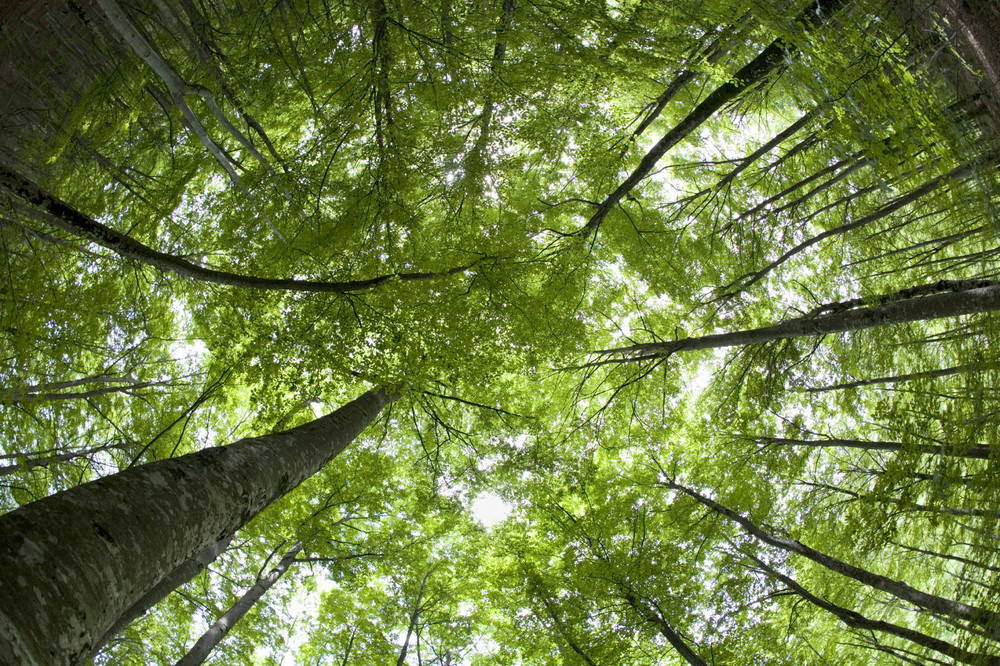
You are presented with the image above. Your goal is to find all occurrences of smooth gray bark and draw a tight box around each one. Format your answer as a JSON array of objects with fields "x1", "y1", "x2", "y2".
[
  {"x1": 175, "y1": 541, "x2": 302, "y2": 666},
  {"x1": 0, "y1": 387, "x2": 395, "y2": 666},
  {"x1": 85, "y1": 534, "x2": 234, "y2": 663},
  {"x1": 591, "y1": 280, "x2": 1000, "y2": 365}
]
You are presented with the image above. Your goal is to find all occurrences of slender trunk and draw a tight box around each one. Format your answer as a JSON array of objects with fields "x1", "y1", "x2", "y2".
[
  {"x1": 0, "y1": 166, "x2": 481, "y2": 294},
  {"x1": 0, "y1": 387, "x2": 396, "y2": 666},
  {"x1": 801, "y1": 479, "x2": 1000, "y2": 518},
  {"x1": 396, "y1": 570, "x2": 430, "y2": 666},
  {"x1": 746, "y1": 553, "x2": 998, "y2": 665},
  {"x1": 85, "y1": 533, "x2": 234, "y2": 662},
  {"x1": 92, "y1": 0, "x2": 241, "y2": 182},
  {"x1": 846, "y1": 225, "x2": 987, "y2": 268},
  {"x1": 620, "y1": 591, "x2": 706, "y2": 666},
  {"x1": 175, "y1": 542, "x2": 303, "y2": 666},
  {"x1": 370, "y1": 0, "x2": 393, "y2": 153},
  {"x1": 736, "y1": 158, "x2": 991, "y2": 291},
  {"x1": 804, "y1": 363, "x2": 980, "y2": 393},
  {"x1": 622, "y1": 23, "x2": 736, "y2": 155},
  {"x1": 737, "y1": 153, "x2": 857, "y2": 222},
  {"x1": 579, "y1": 0, "x2": 847, "y2": 237},
  {"x1": 662, "y1": 479, "x2": 1000, "y2": 636},
  {"x1": 716, "y1": 108, "x2": 818, "y2": 189},
  {"x1": 675, "y1": 109, "x2": 819, "y2": 210},
  {"x1": 0, "y1": 442, "x2": 123, "y2": 478},
  {"x1": 0, "y1": 373, "x2": 139, "y2": 401},
  {"x1": 464, "y1": 0, "x2": 516, "y2": 184},
  {"x1": 590, "y1": 280, "x2": 1000, "y2": 365},
  {"x1": 537, "y1": 593, "x2": 598, "y2": 666},
  {"x1": 1, "y1": 378, "x2": 173, "y2": 404},
  {"x1": 893, "y1": 541, "x2": 1000, "y2": 574},
  {"x1": 757, "y1": 436, "x2": 993, "y2": 460}
]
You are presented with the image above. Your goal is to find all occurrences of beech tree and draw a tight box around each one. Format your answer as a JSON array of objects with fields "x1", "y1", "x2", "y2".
[{"x1": 1, "y1": 0, "x2": 1000, "y2": 664}]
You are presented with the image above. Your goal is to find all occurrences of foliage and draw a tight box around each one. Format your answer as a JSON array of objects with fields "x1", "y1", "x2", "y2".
[{"x1": 2, "y1": 0, "x2": 1000, "y2": 662}]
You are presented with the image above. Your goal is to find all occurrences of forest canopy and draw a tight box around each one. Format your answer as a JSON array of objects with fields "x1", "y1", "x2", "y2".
[{"x1": 1, "y1": 0, "x2": 1000, "y2": 663}]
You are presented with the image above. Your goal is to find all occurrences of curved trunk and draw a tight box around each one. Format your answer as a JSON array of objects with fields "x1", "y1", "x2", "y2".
[{"x1": 0, "y1": 166, "x2": 479, "y2": 294}]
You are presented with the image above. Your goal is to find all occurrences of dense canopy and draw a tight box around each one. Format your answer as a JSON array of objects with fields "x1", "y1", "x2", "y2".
[{"x1": 2, "y1": 0, "x2": 1000, "y2": 663}]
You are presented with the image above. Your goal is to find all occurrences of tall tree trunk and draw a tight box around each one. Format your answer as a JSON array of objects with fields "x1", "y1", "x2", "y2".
[
  {"x1": 175, "y1": 541, "x2": 303, "y2": 666},
  {"x1": 590, "y1": 280, "x2": 1000, "y2": 365},
  {"x1": 396, "y1": 570, "x2": 430, "y2": 666},
  {"x1": 0, "y1": 442, "x2": 124, "y2": 478},
  {"x1": 756, "y1": 436, "x2": 993, "y2": 460},
  {"x1": 734, "y1": 157, "x2": 992, "y2": 291},
  {"x1": 803, "y1": 363, "x2": 980, "y2": 393},
  {"x1": 0, "y1": 166, "x2": 481, "y2": 294},
  {"x1": 745, "y1": 552, "x2": 998, "y2": 665},
  {"x1": 0, "y1": 387, "x2": 396, "y2": 666},
  {"x1": 662, "y1": 479, "x2": 1000, "y2": 637},
  {"x1": 620, "y1": 590, "x2": 706, "y2": 666},
  {"x1": 578, "y1": 0, "x2": 847, "y2": 238}
]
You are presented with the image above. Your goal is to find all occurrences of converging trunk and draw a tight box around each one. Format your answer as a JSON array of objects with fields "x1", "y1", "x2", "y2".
[
  {"x1": 175, "y1": 542, "x2": 303, "y2": 666},
  {"x1": 663, "y1": 479, "x2": 1000, "y2": 638},
  {"x1": 0, "y1": 387, "x2": 396, "y2": 666},
  {"x1": 83, "y1": 533, "x2": 234, "y2": 662},
  {"x1": 591, "y1": 280, "x2": 1000, "y2": 365}
]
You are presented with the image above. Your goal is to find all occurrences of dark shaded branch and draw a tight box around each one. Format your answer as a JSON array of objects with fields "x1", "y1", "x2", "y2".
[
  {"x1": 662, "y1": 478, "x2": 1000, "y2": 636},
  {"x1": 578, "y1": 0, "x2": 848, "y2": 238},
  {"x1": 0, "y1": 166, "x2": 482, "y2": 294}
]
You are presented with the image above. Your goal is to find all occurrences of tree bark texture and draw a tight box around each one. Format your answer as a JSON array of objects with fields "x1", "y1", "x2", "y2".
[
  {"x1": 84, "y1": 533, "x2": 234, "y2": 663},
  {"x1": 0, "y1": 387, "x2": 395, "y2": 666}
]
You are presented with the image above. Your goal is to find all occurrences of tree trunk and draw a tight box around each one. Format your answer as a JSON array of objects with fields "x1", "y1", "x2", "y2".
[
  {"x1": 396, "y1": 570, "x2": 430, "y2": 666},
  {"x1": 620, "y1": 590, "x2": 706, "y2": 666},
  {"x1": 663, "y1": 479, "x2": 1000, "y2": 637},
  {"x1": 591, "y1": 280, "x2": 1000, "y2": 365},
  {"x1": 804, "y1": 363, "x2": 979, "y2": 393},
  {"x1": 746, "y1": 552, "x2": 998, "y2": 665},
  {"x1": 175, "y1": 541, "x2": 303, "y2": 666},
  {"x1": 579, "y1": 0, "x2": 847, "y2": 238},
  {"x1": 0, "y1": 165, "x2": 481, "y2": 294},
  {"x1": 0, "y1": 387, "x2": 396, "y2": 666},
  {"x1": 736, "y1": 158, "x2": 990, "y2": 291},
  {"x1": 757, "y1": 436, "x2": 993, "y2": 460},
  {"x1": 85, "y1": 533, "x2": 234, "y2": 662},
  {"x1": 0, "y1": 442, "x2": 123, "y2": 478}
]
